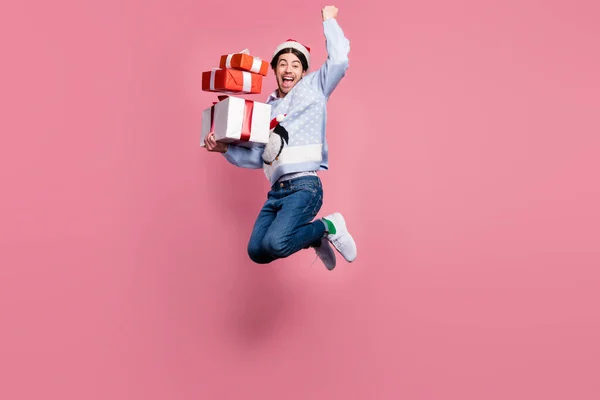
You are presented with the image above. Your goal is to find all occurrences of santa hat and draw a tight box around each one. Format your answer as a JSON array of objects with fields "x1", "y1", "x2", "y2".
[
  {"x1": 272, "y1": 39, "x2": 311, "y2": 69},
  {"x1": 269, "y1": 114, "x2": 286, "y2": 130},
  {"x1": 263, "y1": 114, "x2": 288, "y2": 165}
]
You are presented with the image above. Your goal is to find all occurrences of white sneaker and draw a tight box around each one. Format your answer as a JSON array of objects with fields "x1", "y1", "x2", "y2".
[
  {"x1": 312, "y1": 237, "x2": 336, "y2": 270},
  {"x1": 323, "y1": 213, "x2": 357, "y2": 262}
]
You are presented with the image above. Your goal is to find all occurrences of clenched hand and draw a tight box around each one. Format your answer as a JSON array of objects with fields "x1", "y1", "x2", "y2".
[
  {"x1": 321, "y1": 5, "x2": 338, "y2": 21},
  {"x1": 204, "y1": 132, "x2": 228, "y2": 153}
]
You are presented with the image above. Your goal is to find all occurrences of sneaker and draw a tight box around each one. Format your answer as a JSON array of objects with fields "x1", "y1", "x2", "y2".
[
  {"x1": 312, "y1": 237, "x2": 336, "y2": 270},
  {"x1": 323, "y1": 213, "x2": 357, "y2": 262}
]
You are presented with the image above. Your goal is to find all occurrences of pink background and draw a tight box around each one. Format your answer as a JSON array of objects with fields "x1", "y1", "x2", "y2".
[{"x1": 1, "y1": 0, "x2": 599, "y2": 399}]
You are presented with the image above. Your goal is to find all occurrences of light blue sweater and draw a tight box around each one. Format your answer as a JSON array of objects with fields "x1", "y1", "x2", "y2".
[{"x1": 222, "y1": 18, "x2": 350, "y2": 184}]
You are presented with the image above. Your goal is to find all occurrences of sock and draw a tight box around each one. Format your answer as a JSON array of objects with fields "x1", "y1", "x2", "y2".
[{"x1": 322, "y1": 218, "x2": 336, "y2": 234}]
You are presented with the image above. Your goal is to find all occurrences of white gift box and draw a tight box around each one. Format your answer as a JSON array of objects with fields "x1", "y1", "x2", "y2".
[{"x1": 201, "y1": 96, "x2": 271, "y2": 147}]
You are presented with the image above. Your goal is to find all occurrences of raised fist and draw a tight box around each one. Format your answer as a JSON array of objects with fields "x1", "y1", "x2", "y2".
[{"x1": 321, "y1": 5, "x2": 338, "y2": 21}]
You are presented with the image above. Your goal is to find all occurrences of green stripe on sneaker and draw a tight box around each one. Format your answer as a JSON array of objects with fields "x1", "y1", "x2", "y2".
[{"x1": 322, "y1": 218, "x2": 336, "y2": 234}]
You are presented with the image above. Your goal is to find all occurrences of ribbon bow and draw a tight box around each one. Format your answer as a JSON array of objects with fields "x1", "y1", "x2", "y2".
[{"x1": 234, "y1": 48, "x2": 262, "y2": 61}]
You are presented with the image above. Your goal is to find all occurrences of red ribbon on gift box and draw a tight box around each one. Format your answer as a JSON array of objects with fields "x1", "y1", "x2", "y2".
[{"x1": 209, "y1": 96, "x2": 253, "y2": 142}]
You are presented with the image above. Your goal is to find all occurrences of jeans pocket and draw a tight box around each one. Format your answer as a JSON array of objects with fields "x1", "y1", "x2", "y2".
[
  {"x1": 300, "y1": 186, "x2": 323, "y2": 217},
  {"x1": 311, "y1": 192, "x2": 323, "y2": 217},
  {"x1": 293, "y1": 182, "x2": 318, "y2": 194}
]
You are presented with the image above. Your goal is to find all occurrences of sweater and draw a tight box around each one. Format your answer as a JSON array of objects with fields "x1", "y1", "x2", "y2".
[{"x1": 222, "y1": 18, "x2": 350, "y2": 185}]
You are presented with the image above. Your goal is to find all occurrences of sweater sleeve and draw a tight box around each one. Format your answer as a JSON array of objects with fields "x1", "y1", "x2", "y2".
[
  {"x1": 222, "y1": 143, "x2": 265, "y2": 169},
  {"x1": 304, "y1": 18, "x2": 350, "y2": 98}
]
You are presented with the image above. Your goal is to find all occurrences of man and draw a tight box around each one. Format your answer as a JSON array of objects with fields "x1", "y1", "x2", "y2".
[{"x1": 204, "y1": 5, "x2": 356, "y2": 270}]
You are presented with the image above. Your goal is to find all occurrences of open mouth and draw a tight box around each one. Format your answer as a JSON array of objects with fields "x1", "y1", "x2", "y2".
[{"x1": 281, "y1": 75, "x2": 294, "y2": 88}]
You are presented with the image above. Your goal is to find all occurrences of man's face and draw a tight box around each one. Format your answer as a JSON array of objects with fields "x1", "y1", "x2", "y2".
[{"x1": 274, "y1": 53, "x2": 306, "y2": 96}]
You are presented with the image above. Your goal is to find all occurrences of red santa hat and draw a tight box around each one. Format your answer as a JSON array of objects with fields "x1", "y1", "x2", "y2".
[
  {"x1": 272, "y1": 39, "x2": 311, "y2": 69},
  {"x1": 269, "y1": 114, "x2": 286, "y2": 130}
]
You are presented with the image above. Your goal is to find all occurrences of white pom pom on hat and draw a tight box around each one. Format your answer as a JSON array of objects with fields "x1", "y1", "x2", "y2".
[{"x1": 272, "y1": 39, "x2": 311, "y2": 69}]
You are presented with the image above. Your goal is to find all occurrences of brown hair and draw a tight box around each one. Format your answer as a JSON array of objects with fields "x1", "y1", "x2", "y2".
[{"x1": 270, "y1": 48, "x2": 309, "y2": 72}]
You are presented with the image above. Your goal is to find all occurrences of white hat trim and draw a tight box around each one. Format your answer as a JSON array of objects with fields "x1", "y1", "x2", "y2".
[{"x1": 272, "y1": 41, "x2": 310, "y2": 68}]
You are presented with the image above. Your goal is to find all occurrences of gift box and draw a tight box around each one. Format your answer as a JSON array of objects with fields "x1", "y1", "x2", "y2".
[
  {"x1": 201, "y1": 96, "x2": 271, "y2": 146},
  {"x1": 202, "y1": 68, "x2": 262, "y2": 94},
  {"x1": 219, "y1": 49, "x2": 269, "y2": 76}
]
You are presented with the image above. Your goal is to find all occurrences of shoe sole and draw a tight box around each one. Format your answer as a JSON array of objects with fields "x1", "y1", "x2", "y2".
[
  {"x1": 313, "y1": 238, "x2": 336, "y2": 270},
  {"x1": 318, "y1": 239, "x2": 337, "y2": 270}
]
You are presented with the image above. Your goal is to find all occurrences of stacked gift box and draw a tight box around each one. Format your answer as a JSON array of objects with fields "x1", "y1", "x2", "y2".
[{"x1": 201, "y1": 49, "x2": 272, "y2": 147}]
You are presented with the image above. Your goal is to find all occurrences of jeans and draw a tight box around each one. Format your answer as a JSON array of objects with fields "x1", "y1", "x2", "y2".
[{"x1": 247, "y1": 175, "x2": 326, "y2": 264}]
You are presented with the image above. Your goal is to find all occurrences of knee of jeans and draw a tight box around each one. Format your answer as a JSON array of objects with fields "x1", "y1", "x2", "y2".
[
  {"x1": 247, "y1": 241, "x2": 268, "y2": 264},
  {"x1": 263, "y1": 235, "x2": 293, "y2": 259}
]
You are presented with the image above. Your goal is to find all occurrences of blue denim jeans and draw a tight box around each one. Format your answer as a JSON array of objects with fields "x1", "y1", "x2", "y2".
[{"x1": 247, "y1": 175, "x2": 326, "y2": 264}]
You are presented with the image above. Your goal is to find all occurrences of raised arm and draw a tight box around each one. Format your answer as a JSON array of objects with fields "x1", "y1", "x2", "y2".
[{"x1": 304, "y1": 6, "x2": 350, "y2": 98}]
